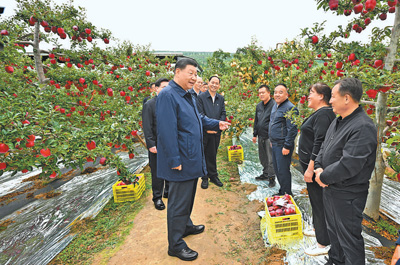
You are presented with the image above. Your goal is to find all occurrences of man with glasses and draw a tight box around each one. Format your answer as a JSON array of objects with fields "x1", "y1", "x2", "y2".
[{"x1": 197, "y1": 75, "x2": 226, "y2": 189}]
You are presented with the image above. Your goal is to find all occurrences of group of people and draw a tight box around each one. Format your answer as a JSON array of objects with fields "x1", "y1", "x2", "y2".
[
  {"x1": 253, "y1": 79, "x2": 378, "y2": 265},
  {"x1": 141, "y1": 57, "x2": 388, "y2": 265},
  {"x1": 142, "y1": 58, "x2": 229, "y2": 261}
]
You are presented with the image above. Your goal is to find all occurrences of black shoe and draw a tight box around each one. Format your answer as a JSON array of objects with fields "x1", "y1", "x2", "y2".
[
  {"x1": 163, "y1": 192, "x2": 168, "y2": 198},
  {"x1": 201, "y1": 178, "x2": 208, "y2": 189},
  {"x1": 154, "y1": 199, "x2": 165, "y2": 210},
  {"x1": 268, "y1": 177, "x2": 276, "y2": 188},
  {"x1": 168, "y1": 246, "x2": 198, "y2": 261},
  {"x1": 182, "y1": 224, "x2": 205, "y2": 238},
  {"x1": 210, "y1": 176, "x2": 223, "y2": 187},
  {"x1": 255, "y1": 174, "x2": 269, "y2": 181}
]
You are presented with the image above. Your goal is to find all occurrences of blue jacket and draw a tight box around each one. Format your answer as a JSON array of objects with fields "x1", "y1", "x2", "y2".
[
  {"x1": 156, "y1": 80, "x2": 220, "y2": 182},
  {"x1": 269, "y1": 99, "x2": 298, "y2": 149}
]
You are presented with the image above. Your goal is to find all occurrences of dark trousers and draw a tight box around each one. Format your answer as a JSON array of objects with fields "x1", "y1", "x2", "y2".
[
  {"x1": 258, "y1": 137, "x2": 275, "y2": 177},
  {"x1": 148, "y1": 151, "x2": 169, "y2": 202},
  {"x1": 323, "y1": 188, "x2": 367, "y2": 265},
  {"x1": 167, "y1": 178, "x2": 198, "y2": 251},
  {"x1": 271, "y1": 145, "x2": 293, "y2": 195},
  {"x1": 202, "y1": 133, "x2": 221, "y2": 180},
  {"x1": 300, "y1": 163, "x2": 330, "y2": 246}
]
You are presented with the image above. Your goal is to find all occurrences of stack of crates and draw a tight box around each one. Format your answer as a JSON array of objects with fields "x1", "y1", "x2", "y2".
[
  {"x1": 112, "y1": 173, "x2": 145, "y2": 203},
  {"x1": 227, "y1": 145, "x2": 244, "y2": 162},
  {"x1": 265, "y1": 195, "x2": 303, "y2": 244}
]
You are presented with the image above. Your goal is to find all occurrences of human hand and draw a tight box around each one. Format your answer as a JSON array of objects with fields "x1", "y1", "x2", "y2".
[
  {"x1": 149, "y1": 146, "x2": 157, "y2": 153},
  {"x1": 314, "y1": 168, "x2": 328, "y2": 188},
  {"x1": 219, "y1": 121, "x2": 231, "y2": 131},
  {"x1": 252, "y1": 137, "x2": 257, "y2": 144},
  {"x1": 172, "y1": 165, "x2": 182, "y2": 171},
  {"x1": 304, "y1": 170, "x2": 313, "y2": 183},
  {"x1": 207, "y1": 130, "x2": 218, "y2": 134},
  {"x1": 282, "y1": 147, "x2": 290, "y2": 155},
  {"x1": 391, "y1": 245, "x2": 400, "y2": 265}
]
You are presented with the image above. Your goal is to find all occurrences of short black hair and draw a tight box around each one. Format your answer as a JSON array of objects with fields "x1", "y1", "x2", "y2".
[
  {"x1": 174, "y1": 58, "x2": 198, "y2": 72},
  {"x1": 310, "y1": 83, "x2": 331, "y2": 105},
  {"x1": 275, "y1": 83, "x2": 288, "y2": 93},
  {"x1": 258, "y1": 84, "x2": 270, "y2": 92},
  {"x1": 334, "y1": 78, "x2": 362, "y2": 102},
  {"x1": 209, "y1": 75, "x2": 221, "y2": 83},
  {"x1": 155, "y1": 77, "x2": 169, "y2": 87}
]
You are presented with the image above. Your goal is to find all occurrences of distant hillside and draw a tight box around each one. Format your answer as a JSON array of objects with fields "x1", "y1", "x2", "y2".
[{"x1": 154, "y1": 51, "x2": 214, "y2": 67}]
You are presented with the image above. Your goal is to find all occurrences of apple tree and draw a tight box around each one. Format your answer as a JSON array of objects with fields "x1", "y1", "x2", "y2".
[{"x1": 0, "y1": 0, "x2": 173, "y2": 182}]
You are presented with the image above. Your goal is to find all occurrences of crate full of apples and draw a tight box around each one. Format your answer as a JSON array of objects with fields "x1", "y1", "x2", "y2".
[
  {"x1": 227, "y1": 144, "x2": 244, "y2": 162},
  {"x1": 264, "y1": 194, "x2": 303, "y2": 244}
]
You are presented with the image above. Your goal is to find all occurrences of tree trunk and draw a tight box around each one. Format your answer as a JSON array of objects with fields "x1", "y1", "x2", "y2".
[
  {"x1": 364, "y1": 7, "x2": 400, "y2": 220},
  {"x1": 33, "y1": 22, "x2": 46, "y2": 84}
]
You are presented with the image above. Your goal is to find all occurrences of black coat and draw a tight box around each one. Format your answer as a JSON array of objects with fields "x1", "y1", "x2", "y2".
[
  {"x1": 197, "y1": 91, "x2": 226, "y2": 135},
  {"x1": 315, "y1": 106, "x2": 377, "y2": 195},
  {"x1": 298, "y1": 106, "x2": 336, "y2": 165},
  {"x1": 142, "y1": 96, "x2": 157, "y2": 149},
  {"x1": 253, "y1": 99, "x2": 275, "y2": 138}
]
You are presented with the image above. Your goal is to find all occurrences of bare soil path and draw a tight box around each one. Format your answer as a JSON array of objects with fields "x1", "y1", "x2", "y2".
[{"x1": 93, "y1": 180, "x2": 285, "y2": 265}]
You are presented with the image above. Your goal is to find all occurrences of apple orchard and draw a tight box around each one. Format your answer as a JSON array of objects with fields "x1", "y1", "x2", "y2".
[{"x1": 0, "y1": 0, "x2": 400, "y2": 220}]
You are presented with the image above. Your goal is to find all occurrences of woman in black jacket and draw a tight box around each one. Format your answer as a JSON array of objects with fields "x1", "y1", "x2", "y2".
[{"x1": 298, "y1": 83, "x2": 336, "y2": 256}]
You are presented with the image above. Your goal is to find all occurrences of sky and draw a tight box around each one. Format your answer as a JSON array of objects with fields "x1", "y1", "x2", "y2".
[{"x1": 0, "y1": 0, "x2": 395, "y2": 53}]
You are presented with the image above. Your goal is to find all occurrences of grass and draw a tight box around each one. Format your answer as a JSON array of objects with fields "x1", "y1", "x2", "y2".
[{"x1": 49, "y1": 171, "x2": 152, "y2": 265}]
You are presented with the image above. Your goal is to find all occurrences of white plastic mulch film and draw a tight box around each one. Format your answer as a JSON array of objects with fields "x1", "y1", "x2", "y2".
[
  {"x1": 0, "y1": 144, "x2": 148, "y2": 265},
  {"x1": 235, "y1": 128, "x2": 398, "y2": 265}
]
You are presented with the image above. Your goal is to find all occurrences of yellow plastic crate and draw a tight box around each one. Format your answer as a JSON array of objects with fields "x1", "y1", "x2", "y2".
[
  {"x1": 112, "y1": 173, "x2": 145, "y2": 203},
  {"x1": 265, "y1": 195, "x2": 303, "y2": 245},
  {"x1": 227, "y1": 145, "x2": 244, "y2": 162}
]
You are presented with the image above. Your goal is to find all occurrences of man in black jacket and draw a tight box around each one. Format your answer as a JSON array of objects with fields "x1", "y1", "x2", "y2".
[
  {"x1": 253, "y1": 85, "x2": 276, "y2": 187},
  {"x1": 315, "y1": 78, "x2": 377, "y2": 265},
  {"x1": 197, "y1": 75, "x2": 226, "y2": 189},
  {"x1": 142, "y1": 77, "x2": 170, "y2": 210}
]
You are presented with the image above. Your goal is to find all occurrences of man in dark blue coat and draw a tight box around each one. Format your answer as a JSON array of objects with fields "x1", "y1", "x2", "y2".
[
  {"x1": 269, "y1": 84, "x2": 298, "y2": 196},
  {"x1": 197, "y1": 75, "x2": 226, "y2": 189},
  {"x1": 156, "y1": 58, "x2": 230, "y2": 261},
  {"x1": 142, "y1": 77, "x2": 170, "y2": 210}
]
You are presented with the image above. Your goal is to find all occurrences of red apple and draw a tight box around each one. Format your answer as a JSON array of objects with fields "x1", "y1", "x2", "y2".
[
  {"x1": 354, "y1": 3, "x2": 363, "y2": 14},
  {"x1": 364, "y1": 18, "x2": 371, "y2": 26},
  {"x1": 0, "y1": 162, "x2": 7, "y2": 170},
  {"x1": 0, "y1": 143, "x2": 9, "y2": 153},
  {"x1": 104, "y1": 38, "x2": 109, "y2": 44},
  {"x1": 40, "y1": 148, "x2": 51, "y2": 157},
  {"x1": 365, "y1": 0, "x2": 376, "y2": 12},
  {"x1": 145, "y1": 70, "x2": 151, "y2": 76},
  {"x1": 348, "y1": 53, "x2": 356, "y2": 61},
  {"x1": 380, "y1": 13, "x2": 387, "y2": 20},
  {"x1": 389, "y1": 6, "x2": 396, "y2": 13},
  {"x1": 374, "y1": 60, "x2": 383, "y2": 68},
  {"x1": 329, "y1": 0, "x2": 339, "y2": 10},
  {"x1": 129, "y1": 153, "x2": 135, "y2": 159},
  {"x1": 1, "y1": 29, "x2": 9, "y2": 35},
  {"x1": 311, "y1": 36, "x2": 319, "y2": 44},
  {"x1": 5, "y1": 66, "x2": 14, "y2": 73},
  {"x1": 85, "y1": 28, "x2": 91, "y2": 34},
  {"x1": 100, "y1": 157, "x2": 106, "y2": 165},
  {"x1": 86, "y1": 140, "x2": 96, "y2": 150},
  {"x1": 388, "y1": 0, "x2": 398, "y2": 7},
  {"x1": 49, "y1": 171, "x2": 57, "y2": 178}
]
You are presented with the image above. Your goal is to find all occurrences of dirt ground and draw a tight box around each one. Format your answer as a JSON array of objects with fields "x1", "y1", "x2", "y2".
[{"x1": 93, "y1": 181, "x2": 285, "y2": 265}]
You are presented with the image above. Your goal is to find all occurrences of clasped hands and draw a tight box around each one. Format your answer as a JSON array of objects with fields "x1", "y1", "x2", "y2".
[{"x1": 314, "y1": 168, "x2": 328, "y2": 188}]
